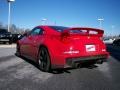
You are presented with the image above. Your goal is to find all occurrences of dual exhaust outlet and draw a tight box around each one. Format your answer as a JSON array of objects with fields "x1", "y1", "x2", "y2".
[{"x1": 73, "y1": 59, "x2": 104, "y2": 68}]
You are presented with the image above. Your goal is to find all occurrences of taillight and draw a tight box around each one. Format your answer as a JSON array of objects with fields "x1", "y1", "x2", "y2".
[{"x1": 61, "y1": 31, "x2": 71, "y2": 43}]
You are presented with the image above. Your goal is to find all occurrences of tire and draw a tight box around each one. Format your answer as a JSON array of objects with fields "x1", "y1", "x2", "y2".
[
  {"x1": 3, "y1": 42, "x2": 6, "y2": 44},
  {"x1": 9, "y1": 42, "x2": 12, "y2": 44},
  {"x1": 16, "y1": 44, "x2": 21, "y2": 56},
  {"x1": 9, "y1": 39, "x2": 12, "y2": 44},
  {"x1": 38, "y1": 47, "x2": 51, "y2": 72}
]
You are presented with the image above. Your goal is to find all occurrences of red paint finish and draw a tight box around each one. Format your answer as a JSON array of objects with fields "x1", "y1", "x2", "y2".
[{"x1": 18, "y1": 26, "x2": 109, "y2": 69}]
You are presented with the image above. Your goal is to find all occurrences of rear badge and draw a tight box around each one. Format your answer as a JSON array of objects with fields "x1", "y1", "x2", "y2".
[{"x1": 87, "y1": 36, "x2": 90, "y2": 39}]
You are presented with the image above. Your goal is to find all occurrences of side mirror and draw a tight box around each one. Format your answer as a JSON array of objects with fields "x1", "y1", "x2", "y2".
[
  {"x1": 18, "y1": 33, "x2": 28, "y2": 40},
  {"x1": 23, "y1": 33, "x2": 28, "y2": 37}
]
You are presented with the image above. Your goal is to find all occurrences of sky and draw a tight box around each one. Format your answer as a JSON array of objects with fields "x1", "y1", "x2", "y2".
[{"x1": 0, "y1": 0, "x2": 120, "y2": 35}]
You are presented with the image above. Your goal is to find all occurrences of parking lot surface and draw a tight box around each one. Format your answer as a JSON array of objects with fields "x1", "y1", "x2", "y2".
[{"x1": 0, "y1": 44, "x2": 120, "y2": 90}]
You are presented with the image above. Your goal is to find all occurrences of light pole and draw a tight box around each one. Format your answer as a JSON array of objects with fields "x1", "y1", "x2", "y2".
[
  {"x1": 7, "y1": 0, "x2": 15, "y2": 32},
  {"x1": 54, "y1": 21, "x2": 56, "y2": 25},
  {"x1": 98, "y1": 18, "x2": 104, "y2": 29},
  {"x1": 41, "y1": 18, "x2": 47, "y2": 25},
  {"x1": 111, "y1": 25, "x2": 115, "y2": 36}
]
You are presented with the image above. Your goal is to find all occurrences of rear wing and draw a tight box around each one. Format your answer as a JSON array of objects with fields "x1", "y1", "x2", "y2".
[{"x1": 63, "y1": 27, "x2": 104, "y2": 37}]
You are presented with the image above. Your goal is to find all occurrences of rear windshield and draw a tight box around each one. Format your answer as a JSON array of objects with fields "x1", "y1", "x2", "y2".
[
  {"x1": 50, "y1": 26, "x2": 99, "y2": 35},
  {"x1": 50, "y1": 26, "x2": 69, "y2": 32},
  {"x1": 69, "y1": 30, "x2": 86, "y2": 34},
  {"x1": 50, "y1": 26, "x2": 86, "y2": 34}
]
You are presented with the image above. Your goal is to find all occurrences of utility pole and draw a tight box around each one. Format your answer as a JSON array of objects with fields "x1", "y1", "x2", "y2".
[
  {"x1": 98, "y1": 18, "x2": 104, "y2": 29},
  {"x1": 41, "y1": 18, "x2": 47, "y2": 25},
  {"x1": 7, "y1": 0, "x2": 15, "y2": 32}
]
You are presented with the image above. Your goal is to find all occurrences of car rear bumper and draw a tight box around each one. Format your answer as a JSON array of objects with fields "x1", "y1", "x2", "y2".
[
  {"x1": 51, "y1": 53, "x2": 109, "y2": 69},
  {"x1": 66, "y1": 54, "x2": 107, "y2": 68}
]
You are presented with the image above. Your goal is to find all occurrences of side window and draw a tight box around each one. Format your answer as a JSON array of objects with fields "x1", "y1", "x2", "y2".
[{"x1": 30, "y1": 28, "x2": 44, "y2": 36}]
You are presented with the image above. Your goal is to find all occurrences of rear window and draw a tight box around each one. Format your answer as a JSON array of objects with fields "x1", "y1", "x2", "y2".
[
  {"x1": 50, "y1": 26, "x2": 69, "y2": 32},
  {"x1": 50, "y1": 26, "x2": 86, "y2": 34},
  {"x1": 69, "y1": 30, "x2": 86, "y2": 34},
  {"x1": 50, "y1": 26, "x2": 101, "y2": 35}
]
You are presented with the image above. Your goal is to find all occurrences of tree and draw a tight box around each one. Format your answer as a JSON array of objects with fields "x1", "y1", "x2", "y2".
[
  {"x1": 0, "y1": 22, "x2": 30, "y2": 34},
  {"x1": 10, "y1": 24, "x2": 17, "y2": 33}
]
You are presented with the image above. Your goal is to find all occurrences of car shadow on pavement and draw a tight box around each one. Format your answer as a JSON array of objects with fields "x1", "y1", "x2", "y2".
[
  {"x1": 107, "y1": 44, "x2": 120, "y2": 62},
  {"x1": 15, "y1": 53, "x2": 40, "y2": 69},
  {"x1": 52, "y1": 64, "x2": 98, "y2": 74},
  {"x1": 15, "y1": 53, "x2": 98, "y2": 74},
  {"x1": 0, "y1": 55, "x2": 16, "y2": 61}
]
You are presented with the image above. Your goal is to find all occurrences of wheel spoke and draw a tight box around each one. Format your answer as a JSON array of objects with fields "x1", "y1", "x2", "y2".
[
  {"x1": 38, "y1": 47, "x2": 50, "y2": 72},
  {"x1": 41, "y1": 61, "x2": 44, "y2": 69}
]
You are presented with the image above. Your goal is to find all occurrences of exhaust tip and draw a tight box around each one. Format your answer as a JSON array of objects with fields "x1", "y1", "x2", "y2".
[
  {"x1": 73, "y1": 63, "x2": 81, "y2": 68},
  {"x1": 96, "y1": 60, "x2": 103, "y2": 64}
]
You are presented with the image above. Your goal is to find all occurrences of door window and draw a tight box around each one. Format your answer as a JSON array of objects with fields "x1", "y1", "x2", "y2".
[
  {"x1": 30, "y1": 28, "x2": 41, "y2": 36},
  {"x1": 30, "y1": 28, "x2": 44, "y2": 36}
]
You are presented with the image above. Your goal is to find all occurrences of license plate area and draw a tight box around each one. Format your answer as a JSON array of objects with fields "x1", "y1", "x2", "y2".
[{"x1": 86, "y1": 45, "x2": 96, "y2": 52}]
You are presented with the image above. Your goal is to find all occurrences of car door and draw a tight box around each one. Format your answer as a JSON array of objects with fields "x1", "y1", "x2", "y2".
[
  {"x1": 20, "y1": 33, "x2": 31, "y2": 56},
  {"x1": 27, "y1": 27, "x2": 44, "y2": 61}
]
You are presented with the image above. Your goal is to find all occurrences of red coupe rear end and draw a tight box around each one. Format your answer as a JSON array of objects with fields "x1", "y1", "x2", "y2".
[
  {"x1": 17, "y1": 26, "x2": 109, "y2": 72},
  {"x1": 48, "y1": 26, "x2": 109, "y2": 69}
]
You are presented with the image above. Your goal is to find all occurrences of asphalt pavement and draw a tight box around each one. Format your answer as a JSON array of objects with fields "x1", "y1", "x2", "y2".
[{"x1": 0, "y1": 44, "x2": 120, "y2": 90}]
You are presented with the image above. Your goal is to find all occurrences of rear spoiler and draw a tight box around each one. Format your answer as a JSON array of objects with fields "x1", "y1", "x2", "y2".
[{"x1": 63, "y1": 27, "x2": 104, "y2": 37}]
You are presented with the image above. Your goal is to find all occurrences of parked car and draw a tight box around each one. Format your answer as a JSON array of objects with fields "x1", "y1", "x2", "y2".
[
  {"x1": 113, "y1": 39, "x2": 120, "y2": 46},
  {"x1": 103, "y1": 38, "x2": 115, "y2": 44},
  {"x1": 16, "y1": 25, "x2": 109, "y2": 72},
  {"x1": 0, "y1": 29, "x2": 13, "y2": 44},
  {"x1": 12, "y1": 34, "x2": 22, "y2": 43}
]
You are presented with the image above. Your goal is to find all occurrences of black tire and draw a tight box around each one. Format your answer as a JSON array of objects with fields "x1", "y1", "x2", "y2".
[
  {"x1": 16, "y1": 44, "x2": 21, "y2": 56},
  {"x1": 38, "y1": 47, "x2": 51, "y2": 72},
  {"x1": 3, "y1": 42, "x2": 6, "y2": 44},
  {"x1": 9, "y1": 39, "x2": 12, "y2": 44},
  {"x1": 9, "y1": 42, "x2": 12, "y2": 44}
]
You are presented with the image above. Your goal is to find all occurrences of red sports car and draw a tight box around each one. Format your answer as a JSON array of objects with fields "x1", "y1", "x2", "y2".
[{"x1": 16, "y1": 25, "x2": 109, "y2": 72}]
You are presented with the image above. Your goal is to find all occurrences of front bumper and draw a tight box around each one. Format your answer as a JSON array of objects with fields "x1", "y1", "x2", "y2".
[
  {"x1": 0, "y1": 39, "x2": 10, "y2": 42},
  {"x1": 0, "y1": 37, "x2": 12, "y2": 42}
]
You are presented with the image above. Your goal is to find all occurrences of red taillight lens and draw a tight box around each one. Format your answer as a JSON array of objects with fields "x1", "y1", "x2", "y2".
[{"x1": 61, "y1": 31, "x2": 71, "y2": 43}]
